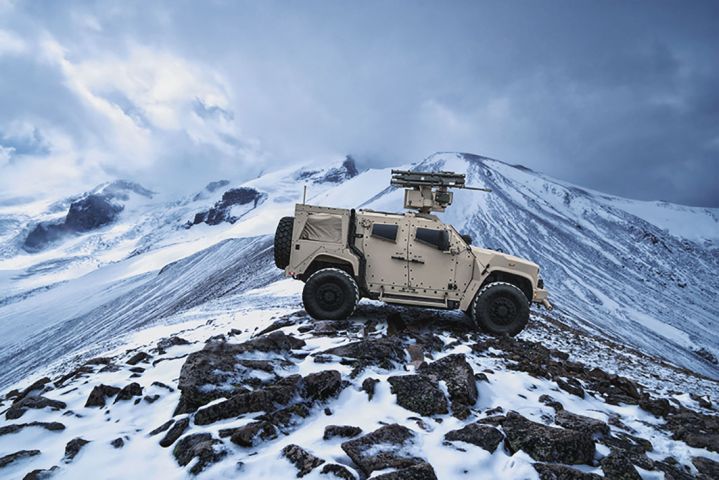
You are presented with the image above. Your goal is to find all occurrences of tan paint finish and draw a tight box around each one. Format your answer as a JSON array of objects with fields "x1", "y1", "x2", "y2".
[{"x1": 286, "y1": 203, "x2": 548, "y2": 311}]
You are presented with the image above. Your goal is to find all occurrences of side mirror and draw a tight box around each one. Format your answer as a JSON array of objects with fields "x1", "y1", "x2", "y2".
[{"x1": 461, "y1": 234, "x2": 472, "y2": 245}]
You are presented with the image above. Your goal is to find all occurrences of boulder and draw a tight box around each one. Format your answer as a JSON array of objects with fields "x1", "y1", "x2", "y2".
[
  {"x1": 320, "y1": 337, "x2": 405, "y2": 370},
  {"x1": 111, "y1": 438, "x2": 124, "y2": 449},
  {"x1": 65, "y1": 194, "x2": 123, "y2": 231},
  {"x1": 223, "y1": 421, "x2": 277, "y2": 447},
  {"x1": 372, "y1": 462, "x2": 438, "y2": 480},
  {"x1": 320, "y1": 463, "x2": 356, "y2": 480},
  {"x1": 324, "y1": 425, "x2": 363, "y2": 440},
  {"x1": 302, "y1": 370, "x2": 344, "y2": 401},
  {"x1": 533, "y1": 463, "x2": 602, "y2": 479},
  {"x1": 281, "y1": 444, "x2": 325, "y2": 477},
  {"x1": 157, "y1": 336, "x2": 191, "y2": 353},
  {"x1": 361, "y1": 378, "x2": 379, "y2": 400},
  {"x1": 665, "y1": 408, "x2": 719, "y2": 452},
  {"x1": 0, "y1": 450, "x2": 40, "y2": 469},
  {"x1": 387, "y1": 375, "x2": 448, "y2": 416},
  {"x1": 114, "y1": 382, "x2": 143, "y2": 402},
  {"x1": 444, "y1": 423, "x2": 504, "y2": 452},
  {"x1": 63, "y1": 437, "x2": 90, "y2": 463},
  {"x1": 22, "y1": 466, "x2": 59, "y2": 479},
  {"x1": 160, "y1": 418, "x2": 190, "y2": 448},
  {"x1": 172, "y1": 433, "x2": 228, "y2": 475},
  {"x1": 639, "y1": 397, "x2": 675, "y2": 418},
  {"x1": 418, "y1": 354, "x2": 478, "y2": 419},
  {"x1": 257, "y1": 403, "x2": 311, "y2": 428},
  {"x1": 149, "y1": 419, "x2": 174, "y2": 436},
  {"x1": 6, "y1": 395, "x2": 66, "y2": 420},
  {"x1": 555, "y1": 410, "x2": 610, "y2": 436},
  {"x1": 0, "y1": 421, "x2": 65, "y2": 436},
  {"x1": 194, "y1": 375, "x2": 301, "y2": 425},
  {"x1": 126, "y1": 352, "x2": 151, "y2": 365},
  {"x1": 85, "y1": 384, "x2": 121, "y2": 408},
  {"x1": 175, "y1": 333, "x2": 304, "y2": 414},
  {"x1": 600, "y1": 451, "x2": 642, "y2": 480},
  {"x1": 693, "y1": 456, "x2": 719, "y2": 479},
  {"x1": 341, "y1": 424, "x2": 423, "y2": 475},
  {"x1": 539, "y1": 394, "x2": 564, "y2": 411},
  {"x1": 502, "y1": 412, "x2": 595, "y2": 465}
]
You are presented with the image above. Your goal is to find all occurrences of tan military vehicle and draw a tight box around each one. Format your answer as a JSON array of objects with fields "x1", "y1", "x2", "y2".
[{"x1": 274, "y1": 170, "x2": 551, "y2": 336}]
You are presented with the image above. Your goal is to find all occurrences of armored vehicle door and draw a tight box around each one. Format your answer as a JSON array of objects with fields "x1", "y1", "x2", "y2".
[
  {"x1": 361, "y1": 216, "x2": 410, "y2": 293},
  {"x1": 407, "y1": 217, "x2": 461, "y2": 300}
]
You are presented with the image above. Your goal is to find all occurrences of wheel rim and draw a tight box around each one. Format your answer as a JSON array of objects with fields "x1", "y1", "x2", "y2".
[
  {"x1": 488, "y1": 295, "x2": 518, "y2": 326},
  {"x1": 316, "y1": 282, "x2": 344, "y2": 311}
]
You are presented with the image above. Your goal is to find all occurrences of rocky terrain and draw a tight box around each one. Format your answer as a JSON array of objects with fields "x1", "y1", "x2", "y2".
[{"x1": 0, "y1": 282, "x2": 717, "y2": 479}]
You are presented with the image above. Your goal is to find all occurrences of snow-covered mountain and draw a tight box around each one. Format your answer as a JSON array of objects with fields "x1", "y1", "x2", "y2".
[
  {"x1": 1, "y1": 152, "x2": 718, "y2": 479},
  {"x1": 1, "y1": 153, "x2": 717, "y2": 388}
]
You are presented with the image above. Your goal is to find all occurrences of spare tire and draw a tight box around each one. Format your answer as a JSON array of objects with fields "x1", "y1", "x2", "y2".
[{"x1": 274, "y1": 216, "x2": 294, "y2": 269}]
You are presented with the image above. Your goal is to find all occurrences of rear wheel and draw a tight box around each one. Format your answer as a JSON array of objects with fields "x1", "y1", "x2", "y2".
[
  {"x1": 302, "y1": 268, "x2": 359, "y2": 320},
  {"x1": 472, "y1": 281, "x2": 529, "y2": 336},
  {"x1": 273, "y1": 216, "x2": 294, "y2": 269}
]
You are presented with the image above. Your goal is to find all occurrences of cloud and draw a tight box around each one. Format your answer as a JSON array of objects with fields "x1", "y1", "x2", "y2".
[
  {"x1": 0, "y1": 29, "x2": 26, "y2": 55},
  {"x1": 0, "y1": 1, "x2": 717, "y2": 206}
]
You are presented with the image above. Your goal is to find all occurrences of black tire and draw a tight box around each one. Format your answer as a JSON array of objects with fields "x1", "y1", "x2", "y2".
[
  {"x1": 302, "y1": 268, "x2": 359, "y2": 320},
  {"x1": 274, "y1": 216, "x2": 294, "y2": 269},
  {"x1": 472, "y1": 281, "x2": 529, "y2": 336}
]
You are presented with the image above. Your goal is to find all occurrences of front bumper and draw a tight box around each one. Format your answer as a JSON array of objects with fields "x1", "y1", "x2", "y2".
[{"x1": 532, "y1": 288, "x2": 552, "y2": 310}]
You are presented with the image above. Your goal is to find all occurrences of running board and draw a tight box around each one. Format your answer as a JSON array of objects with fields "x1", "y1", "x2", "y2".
[{"x1": 380, "y1": 291, "x2": 448, "y2": 308}]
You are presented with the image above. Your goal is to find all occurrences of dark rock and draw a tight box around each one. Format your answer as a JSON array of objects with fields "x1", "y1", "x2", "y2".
[
  {"x1": 317, "y1": 157, "x2": 360, "y2": 183},
  {"x1": 533, "y1": 463, "x2": 602, "y2": 479},
  {"x1": 111, "y1": 437, "x2": 124, "y2": 448},
  {"x1": 503, "y1": 412, "x2": 595, "y2": 465},
  {"x1": 6, "y1": 395, "x2": 66, "y2": 420},
  {"x1": 539, "y1": 394, "x2": 564, "y2": 411},
  {"x1": 282, "y1": 444, "x2": 325, "y2": 477},
  {"x1": 114, "y1": 382, "x2": 143, "y2": 402},
  {"x1": 557, "y1": 378, "x2": 585, "y2": 398},
  {"x1": 127, "y1": 352, "x2": 151, "y2": 365},
  {"x1": 654, "y1": 458, "x2": 695, "y2": 480},
  {"x1": 320, "y1": 337, "x2": 405, "y2": 371},
  {"x1": 320, "y1": 463, "x2": 356, "y2": 480},
  {"x1": 149, "y1": 419, "x2": 175, "y2": 436},
  {"x1": 387, "y1": 375, "x2": 448, "y2": 416},
  {"x1": 225, "y1": 421, "x2": 277, "y2": 447},
  {"x1": 477, "y1": 414, "x2": 506, "y2": 426},
  {"x1": 175, "y1": 333, "x2": 304, "y2": 414},
  {"x1": 257, "y1": 402, "x2": 312, "y2": 428},
  {"x1": 693, "y1": 456, "x2": 719, "y2": 478},
  {"x1": 65, "y1": 194, "x2": 123, "y2": 231},
  {"x1": 601, "y1": 432, "x2": 653, "y2": 455},
  {"x1": 13, "y1": 377, "x2": 51, "y2": 403},
  {"x1": 361, "y1": 378, "x2": 379, "y2": 400},
  {"x1": 194, "y1": 374, "x2": 301, "y2": 425},
  {"x1": 418, "y1": 354, "x2": 478, "y2": 418},
  {"x1": 372, "y1": 462, "x2": 438, "y2": 480},
  {"x1": 324, "y1": 425, "x2": 363, "y2": 440},
  {"x1": 600, "y1": 451, "x2": 642, "y2": 480},
  {"x1": 191, "y1": 187, "x2": 265, "y2": 226},
  {"x1": 157, "y1": 336, "x2": 190, "y2": 353},
  {"x1": 24, "y1": 221, "x2": 68, "y2": 251},
  {"x1": 144, "y1": 394, "x2": 160, "y2": 404},
  {"x1": 0, "y1": 450, "x2": 40, "y2": 469},
  {"x1": 639, "y1": 397, "x2": 675, "y2": 418},
  {"x1": 665, "y1": 408, "x2": 719, "y2": 452},
  {"x1": 85, "y1": 384, "x2": 121, "y2": 408},
  {"x1": 555, "y1": 410, "x2": 610, "y2": 436},
  {"x1": 22, "y1": 466, "x2": 59, "y2": 480},
  {"x1": 160, "y1": 418, "x2": 190, "y2": 448},
  {"x1": 172, "y1": 433, "x2": 228, "y2": 475},
  {"x1": 0, "y1": 421, "x2": 65, "y2": 436},
  {"x1": 341, "y1": 424, "x2": 423, "y2": 475},
  {"x1": 444, "y1": 423, "x2": 504, "y2": 452},
  {"x1": 129, "y1": 367, "x2": 145, "y2": 373},
  {"x1": 303, "y1": 370, "x2": 344, "y2": 401},
  {"x1": 63, "y1": 437, "x2": 90, "y2": 463},
  {"x1": 690, "y1": 393, "x2": 712, "y2": 410}
]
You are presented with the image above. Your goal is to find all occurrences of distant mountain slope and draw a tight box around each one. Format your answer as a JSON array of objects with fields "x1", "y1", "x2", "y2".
[{"x1": 0, "y1": 152, "x2": 717, "y2": 390}]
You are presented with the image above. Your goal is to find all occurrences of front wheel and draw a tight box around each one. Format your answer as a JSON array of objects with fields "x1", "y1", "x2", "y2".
[
  {"x1": 302, "y1": 268, "x2": 359, "y2": 320},
  {"x1": 472, "y1": 282, "x2": 529, "y2": 336}
]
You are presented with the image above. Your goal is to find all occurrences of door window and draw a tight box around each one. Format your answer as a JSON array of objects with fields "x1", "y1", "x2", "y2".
[
  {"x1": 415, "y1": 227, "x2": 450, "y2": 251},
  {"x1": 371, "y1": 223, "x2": 398, "y2": 242}
]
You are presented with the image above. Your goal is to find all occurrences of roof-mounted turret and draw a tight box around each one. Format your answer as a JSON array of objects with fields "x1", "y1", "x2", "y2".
[{"x1": 391, "y1": 170, "x2": 491, "y2": 213}]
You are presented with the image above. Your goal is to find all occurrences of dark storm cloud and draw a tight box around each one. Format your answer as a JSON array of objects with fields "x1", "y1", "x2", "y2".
[{"x1": 0, "y1": 0, "x2": 717, "y2": 206}]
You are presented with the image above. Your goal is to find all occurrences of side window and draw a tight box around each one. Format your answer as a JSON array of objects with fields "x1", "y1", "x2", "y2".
[
  {"x1": 415, "y1": 227, "x2": 450, "y2": 251},
  {"x1": 371, "y1": 223, "x2": 398, "y2": 242}
]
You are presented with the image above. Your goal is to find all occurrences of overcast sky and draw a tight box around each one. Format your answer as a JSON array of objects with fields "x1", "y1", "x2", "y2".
[{"x1": 0, "y1": 0, "x2": 717, "y2": 206}]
